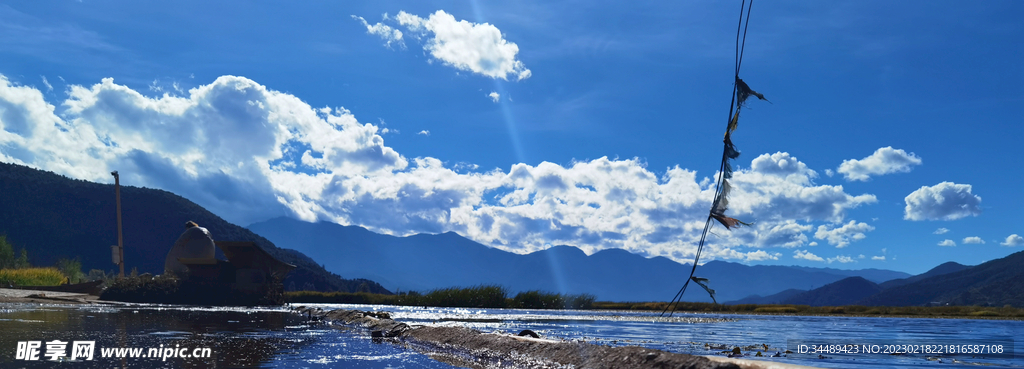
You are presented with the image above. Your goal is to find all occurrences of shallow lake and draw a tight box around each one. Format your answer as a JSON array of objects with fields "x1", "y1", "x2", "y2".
[{"x1": 0, "y1": 303, "x2": 1019, "y2": 368}]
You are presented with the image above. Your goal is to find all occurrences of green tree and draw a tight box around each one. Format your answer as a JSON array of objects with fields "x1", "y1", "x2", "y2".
[
  {"x1": 56, "y1": 257, "x2": 84, "y2": 284},
  {"x1": 0, "y1": 235, "x2": 15, "y2": 269},
  {"x1": 14, "y1": 248, "x2": 29, "y2": 269}
]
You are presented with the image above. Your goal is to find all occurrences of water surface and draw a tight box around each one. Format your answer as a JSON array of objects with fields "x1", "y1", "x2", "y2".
[{"x1": 1, "y1": 303, "x2": 1019, "y2": 368}]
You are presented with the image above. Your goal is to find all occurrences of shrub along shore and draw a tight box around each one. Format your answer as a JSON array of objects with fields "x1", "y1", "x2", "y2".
[
  {"x1": 285, "y1": 286, "x2": 1024, "y2": 319},
  {"x1": 286, "y1": 285, "x2": 596, "y2": 310}
]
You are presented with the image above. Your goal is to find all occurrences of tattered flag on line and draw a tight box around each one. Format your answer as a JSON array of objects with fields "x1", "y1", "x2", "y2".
[
  {"x1": 710, "y1": 180, "x2": 751, "y2": 229},
  {"x1": 690, "y1": 276, "x2": 717, "y2": 304},
  {"x1": 727, "y1": 109, "x2": 740, "y2": 134},
  {"x1": 724, "y1": 136, "x2": 741, "y2": 160},
  {"x1": 736, "y1": 78, "x2": 770, "y2": 106}
]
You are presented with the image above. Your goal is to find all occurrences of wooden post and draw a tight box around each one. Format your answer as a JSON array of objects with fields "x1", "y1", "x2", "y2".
[{"x1": 112, "y1": 171, "x2": 124, "y2": 278}]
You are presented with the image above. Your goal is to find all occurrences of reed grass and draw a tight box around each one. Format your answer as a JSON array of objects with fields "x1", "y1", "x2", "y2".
[{"x1": 0, "y1": 267, "x2": 67, "y2": 286}]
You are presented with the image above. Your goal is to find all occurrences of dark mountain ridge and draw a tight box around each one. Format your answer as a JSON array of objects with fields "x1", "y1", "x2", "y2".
[
  {"x1": 857, "y1": 251, "x2": 1024, "y2": 307},
  {"x1": 0, "y1": 161, "x2": 388, "y2": 293},
  {"x1": 781, "y1": 276, "x2": 883, "y2": 306},
  {"x1": 878, "y1": 261, "x2": 969, "y2": 289}
]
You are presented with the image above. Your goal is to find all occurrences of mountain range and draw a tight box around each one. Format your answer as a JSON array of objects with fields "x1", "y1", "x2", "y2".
[
  {"x1": 0, "y1": 162, "x2": 388, "y2": 293},
  {"x1": 247, "y1": 217, "x2": 913, "y2": 302},
  {"x1": 727, "y1": 257, "x2": 1022, "y2": 307}
]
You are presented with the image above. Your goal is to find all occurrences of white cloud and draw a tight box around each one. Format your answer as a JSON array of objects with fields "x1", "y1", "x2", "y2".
[
  {"x1": 393, "y1": 10, "x2": 531, "y2": 80},
  {"x1": 0, "y1": 73, "x2": 881, "y2": 266},
  {"x1": 827, "y1": 255, "x2": 856, "y2": 264},
  {"x1": 488, "y1": 91, "x2": 500, "y2": 103},
  {"x1": 962, "y1": 236, "x2": 984, "y2": 244},
  {"x1": 814, "y1": 220, "x2": 874, "y2": 248},
  {"x1": 838, "y1": 146, "x2": 921, "y2": 181},
  {"x1": 808, "y1": 241, "x2": 818, "y2": 246},
  {"x1": 417, "y1": 130, "x2": 430, "y2": 136},
  {"x1": 748, "y1": 220, "x2": 811, "y2": 248},
  {"x1": 1001, "y1": 234, "x2": 1024, "y2": 247},
  {"x1": 904, "y1": 182, "x2": 982, "y2": 221},
  {"x1": 824, "y1": 169, "x2": 834, "y2": 177},
  {"x1": 934, "y1": 227, "x2": 949, "y2": 234},
  {"x1": 40, "y1": 76, "x2": 53, "y2": 92},
  {"x1": 353, "y1": 15, "x2": 404, "y2": 48},
  {"x1": 793, "y1": 249, "x2": 824, "y2": 262},
  {"x1": 727, "y1": 152, "x2": 877, "y2": 223},
  {"x1": 715, "y1": 249, "x2": 781, "y2": 262},
  {"x1": 938, "y1": 239, "x2": 956, "y2": 247},
  {"x1": 871, "y1": 255, "x2": 885, "y2": 260}
]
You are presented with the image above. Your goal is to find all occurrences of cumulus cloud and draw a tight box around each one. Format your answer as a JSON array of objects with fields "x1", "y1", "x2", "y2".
[
  {"x1": 353, "y1": 15, "x2": 404, "y2": 48},
  {"x1": 814, "y1": 220, "x2": 874, "y2": 248},
  {"x1": 417, "y1": 130, "x2": 430, "y2": 136},
  {"x1": 934, "y1": 227, "x2": 949, "y2": 235},
  {"x1": 962, "y1": 236, "x2": 984, "y2": 244},
  {"x1": 938, "y1": 239, "x2": 956, "y2": 247},
  {"x1": 727, "y1": 152, "x2": 877, "y2": 223},
  {"x1": 827, "y1": 255, "x2": 856, "y2": 264},
  {"x1": 838, "y1": 146, "x2": 921, "y2": 181},
  {"x1": 1001, "y1": 234, "x2": 1024, "y2": 247},
  {"x1": 871, "y1": 255, "x2": 885, "y2": 260},
  {"x1": 748, "y1": 220, "x2": 811, "y2": 248},
  {"x1": 0, "y1": 73, "x2": 880, "y2": 265},
  {"x1": 391, "y1": 10, "x2": 531, "y2": 80},
  {"x1": 904, "y1": 182, "x2": 982, "y2": 221},
  {"x1": 793, "y1": 249, "x2": 824, "y2": 262},
  {"x1": 488, "y1": 91, "x2": 500, "y2": 103}
]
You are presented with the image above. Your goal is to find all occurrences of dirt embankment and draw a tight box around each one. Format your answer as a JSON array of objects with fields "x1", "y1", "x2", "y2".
[
  {"x1": 296, "y1": 307, "x2": 816, "y2": 369},
  {"x1": 0, "y1": 288, "x2": 104, "y2": 304}
]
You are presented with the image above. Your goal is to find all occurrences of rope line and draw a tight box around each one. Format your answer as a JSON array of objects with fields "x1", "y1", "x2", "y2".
[{"x1": 661, "y1": 0, "x2": 755, "y2": 318}]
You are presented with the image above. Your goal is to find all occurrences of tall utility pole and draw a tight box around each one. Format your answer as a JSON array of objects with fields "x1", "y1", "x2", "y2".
[{"x1": 112, "y1": 171, "x2": 124, "y2": 278}]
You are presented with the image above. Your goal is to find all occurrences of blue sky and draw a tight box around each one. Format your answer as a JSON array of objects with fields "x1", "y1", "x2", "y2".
[{"x1": 0, "y1": 0, "x2": 1020, "y2": 274}]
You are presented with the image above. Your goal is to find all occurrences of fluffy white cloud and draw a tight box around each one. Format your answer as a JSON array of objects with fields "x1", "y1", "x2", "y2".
[
  {"x1": 793, "y1": 249, "x2": 824, "y2": 262},
  {"x1": 814, "y1": 220, "x2": 875, "y2": 248},
  {"x1": 417, "y1": 130, "x2": 430, "y2": 136},
  {"x1": 904, "y1": 182, "x2": 982, "y2": 221},
  {"x1": 0, "y1": 74, "x2": 880, "y2": 265},
  {"x1": 934, "y1": 227, "x2": 949, "y2": 234},
  {"x1": 353, "y1": 15, "x2": 404, "y2": 48},
  {"x1": 938, "y1": 239, "x2": 956, "y2": 247},
  {"x1": 728, "y1": 152, "x2": 877, "y2": 223},
  {"x1": 962, "y1": 236, "x2": 984, "y2": 244},
  {"x1": 391, "y1": 10, "x2": 531, "y2": 80},
  {"x1": 838, "y1": 146, "x2": 921, "y2": 181},
  {"x1": 871, "y1": 255, "x2": 885, "y2": 260},
  {"x1": 1001, "y1": 234, "x2": 1024, "y2": 247},
  {"x1": 488, "y1": 91, "x2": 500, "y2": 103},
  {"x1": 827, "y1": 255, "x2": 856, "y2": 264},
  {"x1": 747, "y1": 220, "x2": 812, "y2": 248}
]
